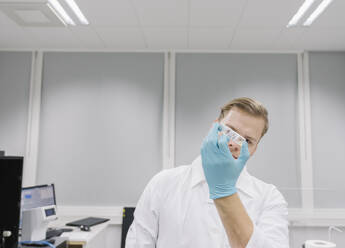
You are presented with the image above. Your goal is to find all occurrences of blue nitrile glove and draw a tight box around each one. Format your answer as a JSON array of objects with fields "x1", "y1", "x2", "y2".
[{"x1": 201, "y1": 122, "x2": 250, "y2": 199}]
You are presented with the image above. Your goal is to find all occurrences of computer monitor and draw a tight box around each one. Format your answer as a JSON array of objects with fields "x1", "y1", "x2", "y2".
[
  {"x1": 21, "y1": 184, "x2": 56, "y2": 211},
  {"x1": 20, "y1": 184, "x2": 58, "y2": 241},
  {"x1": 0, "y1": 156, "x2": 23, "y2": 248}
]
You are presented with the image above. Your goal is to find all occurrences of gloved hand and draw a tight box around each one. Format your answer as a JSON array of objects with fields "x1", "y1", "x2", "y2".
[{"x1": 201, "y1": 122, "x2": 250, "y2": 199}]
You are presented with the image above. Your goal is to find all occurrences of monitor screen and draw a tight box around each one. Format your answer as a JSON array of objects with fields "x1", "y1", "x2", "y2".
[
  {"x1": 21, "y1": 184, "x2": 56, "y2": 211},
  {"x1": 44, "y1": 207, "x2": 56, "y2": 217}
]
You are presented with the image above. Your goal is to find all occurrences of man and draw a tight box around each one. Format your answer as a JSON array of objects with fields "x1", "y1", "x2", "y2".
[{"x1": 126, "y1": 97, "x2": 289, "y2": 248}]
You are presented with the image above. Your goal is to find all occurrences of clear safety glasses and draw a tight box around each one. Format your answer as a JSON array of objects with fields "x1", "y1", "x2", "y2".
[{"x1": 220, "y1": 123, "x2": 246, "y2": 146}]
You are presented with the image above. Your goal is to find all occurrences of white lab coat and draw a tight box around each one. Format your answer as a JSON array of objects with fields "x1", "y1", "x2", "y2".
[{"x1": 126, "y1": 156, "x2": 289, "y2": 248}]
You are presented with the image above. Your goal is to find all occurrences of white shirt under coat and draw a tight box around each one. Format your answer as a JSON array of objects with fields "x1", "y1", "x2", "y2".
[{"x1": 126, "y1": 156, "x2": 289, "y2": 248}]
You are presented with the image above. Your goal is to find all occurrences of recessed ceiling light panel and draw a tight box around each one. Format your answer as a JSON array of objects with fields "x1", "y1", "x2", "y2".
[{"x1": 0, "y1": 1, "x2": 66, "y2": 27}]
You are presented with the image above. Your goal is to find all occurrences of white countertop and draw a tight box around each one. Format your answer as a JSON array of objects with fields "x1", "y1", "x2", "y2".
[{"x1": 49, "y1": 216, "x2": 110, "y2": 243}]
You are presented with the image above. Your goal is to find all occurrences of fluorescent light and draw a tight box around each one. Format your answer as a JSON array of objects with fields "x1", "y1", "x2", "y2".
[
  {"x1": 303, "y1": 0, "x2": 334, "y2": 26},
  {"x1": 287, "y1": 0, "x2": 315, "y2": 27},
  {"x1": 64, "y1": 0, "x2": 89, "y2": 25},
  {"x1": 48, "y1": 0, "x2": 75, "y2": 25},
  {"x1": 46, "y1": 3, "x2": 67, "y2": 25}
]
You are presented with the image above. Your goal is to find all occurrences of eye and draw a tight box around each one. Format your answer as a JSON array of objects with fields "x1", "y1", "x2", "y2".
[{"x1": 246, "y1": 139, "x2": 252, "y2": 144}]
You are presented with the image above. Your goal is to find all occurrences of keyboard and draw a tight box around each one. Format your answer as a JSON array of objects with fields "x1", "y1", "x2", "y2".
[
  {"x1": 66, "y1": 217, "x2": 110, "y2": 227},
  {"x1": 46, "y1": 228, "x2": 73, "y2": 239}
]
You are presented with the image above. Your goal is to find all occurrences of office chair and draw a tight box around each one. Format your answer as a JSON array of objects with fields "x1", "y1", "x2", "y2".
[{"x1": 121, "y1": 207, "x2": 135, "y2": 248}]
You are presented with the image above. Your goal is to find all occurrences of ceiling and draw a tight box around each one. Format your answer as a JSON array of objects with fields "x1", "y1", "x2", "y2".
[{"x1": 0, "y1": 0, "x2": 345, "y2": 51}]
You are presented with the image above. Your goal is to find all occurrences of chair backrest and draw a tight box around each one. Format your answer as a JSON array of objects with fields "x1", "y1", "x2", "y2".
[{"x1": 121, "y1": 207, "x2": 135, "y2": 248}]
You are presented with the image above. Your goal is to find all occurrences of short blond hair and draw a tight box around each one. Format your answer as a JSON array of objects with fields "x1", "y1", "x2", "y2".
[{"x1": 218, "y1": 97, "x2": 269, "y2": 137}]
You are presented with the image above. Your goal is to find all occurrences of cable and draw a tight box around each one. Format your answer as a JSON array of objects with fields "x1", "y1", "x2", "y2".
[{"x1": 20, "y1": 240, "x2": 56, "y2": 248}]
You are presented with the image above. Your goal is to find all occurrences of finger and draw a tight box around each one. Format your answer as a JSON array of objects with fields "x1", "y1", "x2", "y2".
[
  {"x1": 207, "y1": 122, "x2": 220, "y2": 146},
  {"x1": 202, "y1": 123, "x2": 217, "y2": 145},
  {"x1": 238, "y1": 141, "x2": 250, "y2": 165},
  {"x1": 209, "y1": 122, "x2": 220, "y2": 136},
  {"x1": 218, "y1": 134, "x2": 233, "y2": 158},
  {"x1": 218, "y1": 133, "x2": 229, "y2": 148}
]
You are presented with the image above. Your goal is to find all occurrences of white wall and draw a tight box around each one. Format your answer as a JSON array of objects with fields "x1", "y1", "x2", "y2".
[
  {"x1": 1, "y1": 51, "x2": 345, "y2": 247},
  {"x1": 309, "y1": 52, "x2": 345, "y2": 208},
  {"x1": 37, "y1": 52, "x2": 164, "y2": 206},
  {"x1": 0, "y1": 51, "x2": 31, "y2": 156}
]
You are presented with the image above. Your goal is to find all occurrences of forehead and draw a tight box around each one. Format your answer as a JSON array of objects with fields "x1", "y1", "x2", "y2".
[{"x1": 222, "y1": 108, "x2": 265, "y2": 141}]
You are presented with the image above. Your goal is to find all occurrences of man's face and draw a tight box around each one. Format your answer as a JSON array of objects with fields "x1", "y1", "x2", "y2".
[{"x1": 220, "y1": 107, "x2": 265, "y2": 159}]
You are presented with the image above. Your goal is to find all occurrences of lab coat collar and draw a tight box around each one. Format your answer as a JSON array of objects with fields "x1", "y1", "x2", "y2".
[{"x1": 190, "y1": 156, "x2": 255, "y2": 198}]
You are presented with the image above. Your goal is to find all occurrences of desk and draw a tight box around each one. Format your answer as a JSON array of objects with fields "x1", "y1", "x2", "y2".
[{"x1": 49, "y1": 217, "x2": 109, "y2": 248}]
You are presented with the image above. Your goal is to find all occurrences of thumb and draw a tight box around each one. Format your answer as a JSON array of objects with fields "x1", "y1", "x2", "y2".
[{"x1": 238, "y1": 141, "x2": 250, "y2": 165}]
